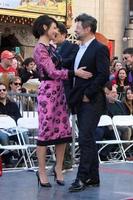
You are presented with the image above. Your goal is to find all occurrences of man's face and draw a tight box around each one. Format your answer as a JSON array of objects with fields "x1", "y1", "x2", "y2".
[
  {"x1": 54, "y1": 30, "x2": 66, "y2": 45},
  {"x1": 123, "y1": 53, "x2": 133, "y2": 67},
  {"x1": 10, "y1": 79, "x2": 22, "y2": 93},
  {"x1": 26, "y1": 61, "x2": 35, "y2": 71},
  {"x1": 0, "y1": 85, "x2": 7, "y2": 100},
  {"x1": 3, "y1": 58, "x2": 13, "y2": 68},
  {"x1": 104, "y1": 86, "x2": 118, "y2": 102},
  {"x1": 75, "y1": 21, "x2": 90, "y2": 41}
]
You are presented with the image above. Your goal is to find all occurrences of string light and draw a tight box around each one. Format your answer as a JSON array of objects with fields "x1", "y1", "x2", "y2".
[{"x1": 0, "y1": 15, "x2": 34, "y2": 25}]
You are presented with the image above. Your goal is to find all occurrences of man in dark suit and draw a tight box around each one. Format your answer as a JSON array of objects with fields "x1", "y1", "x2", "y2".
[
  {"x1": 69, "y1": 13, "x2": 110, "y2": 192},
  {"x1": 54, "y1": 23, "x2": 79, "y2": 170},
  {"x1": 55, "y1": 22, "x2": 79, "y2": 103}
]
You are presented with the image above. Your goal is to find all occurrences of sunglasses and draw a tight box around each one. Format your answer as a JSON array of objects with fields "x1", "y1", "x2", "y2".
[
  {"x1": 123, "y1": 57, "x2": 128, "y2": 60},
  {"x1": 0, "y1": 89, "x2": 6, "y2": 92},
  {"x1": 14, "y1": 82, "x2": 21, "y2": 86}
]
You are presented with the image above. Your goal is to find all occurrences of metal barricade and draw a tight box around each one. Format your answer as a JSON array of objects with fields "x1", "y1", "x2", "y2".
[{"x1": 8, "y1": 92, "x2": 37, "y2": 116}]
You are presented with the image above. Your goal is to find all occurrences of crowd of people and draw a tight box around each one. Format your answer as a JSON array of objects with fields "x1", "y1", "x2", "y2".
[{"x1": 0, "y1": 12, "x2": 132, "y2": 193}]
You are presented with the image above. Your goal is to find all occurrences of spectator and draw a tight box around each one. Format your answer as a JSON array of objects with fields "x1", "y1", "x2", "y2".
[
  {"x1": 123, "y1": 48, "x2": 133, "y2": 89},
  {"x1": 0, "y1": 50, "x2": 17, "y2": 88},
  {"x1": 105, "y1": 85, "x2": 131, "y2": 141},
  {"x1": 110, "y1": 61, "x2": 123, "y2": 84},
  {"x1": 123, "y1": 87, "x2": 133, "y2": 115},
  {"x1": 8, "y1": 76, "x2": 34, "y2": 112},
  {"x1": 95, "y1": 82, "x2": 132, "y2": 160},
  {"x1": 19, "y1": 57, "x2": 39, "y2": 84},
  {"x1": 0, "y1": 83, "x2": 29, "y2": 166},
  {"x1": 110, "y1": 56, "x2": 119, "y2": 67},
  {"x1": 115, "y1": 68, "x2": 129, "y2": 100}
]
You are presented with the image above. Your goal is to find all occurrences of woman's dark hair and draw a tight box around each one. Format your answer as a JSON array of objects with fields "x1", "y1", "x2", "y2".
[
  {"x1": 32, "y1": 14, "x2": 58, "y2": 39},
  {"x1": 125, "y1": 86, "x2": 133, "y2": 101},
  {"x1": 126, "y1": 86, "x2": 133, "y2": 95},
  {"x1": 75, "y1": 13, "x2": 97, "y2": 33},
  {"x1": 116, "y1": 67, "x2": 128, "y2": 85},
  {"x1": 123, "y1": 48, "x2": 133, "y2": 55},
  {"x1": 22, "y1": 57, "x2": 35, "y2": 67}
]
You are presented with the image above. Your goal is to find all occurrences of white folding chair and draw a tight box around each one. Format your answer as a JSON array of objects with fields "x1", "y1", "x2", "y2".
[
  {"x1": 96, "y1": 115, "x2": 126, "y2": 163},
  {"x1": 112, "y1": 115, "x2": 133, "y2": 161},
  {"x1": 17, "y1": 116, "x2": 56, "y2": 168},
  {"x1": 17, "y1": 117, "x2": 38, "y2": 168},
  {"x1": 0, "y1": 115, "x2": 29, "y2": 169},
  {"x1": 22, "y1": 111, "x2": 38, "y2": 119}
]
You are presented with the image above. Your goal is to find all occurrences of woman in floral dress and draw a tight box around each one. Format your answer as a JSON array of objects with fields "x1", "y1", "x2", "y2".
[{"x1": 33, "y1": 14, "x2": 92, "y2": 187}]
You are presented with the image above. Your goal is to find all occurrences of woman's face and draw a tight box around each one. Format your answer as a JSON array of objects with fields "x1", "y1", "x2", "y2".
[
  {"x1": 126, "y1": 89, "x2": 133, "y2": 101},
  {"x1": 118, "y1": 69, "x2": 127, "y2": 80},
  {"x1": 114, "y1": 62, "x2": 122, "y2": 72},
  {"x1": 47, "y1": 22, "x2": 58, "y2": 41}
]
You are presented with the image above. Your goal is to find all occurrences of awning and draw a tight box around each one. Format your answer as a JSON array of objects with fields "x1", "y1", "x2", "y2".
[{"x1": 0, "y1": 8, "x2": 66, "y2": 22}]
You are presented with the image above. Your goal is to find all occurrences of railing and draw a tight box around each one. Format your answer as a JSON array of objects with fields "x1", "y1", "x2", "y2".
[{"x1": 8, "y1": 92, "x2": 37, "y2": 117}]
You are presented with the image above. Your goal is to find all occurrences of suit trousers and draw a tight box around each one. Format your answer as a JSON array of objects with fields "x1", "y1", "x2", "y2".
[{"x1": 76, "y1": 102, "x2": 102, "y2": 182}]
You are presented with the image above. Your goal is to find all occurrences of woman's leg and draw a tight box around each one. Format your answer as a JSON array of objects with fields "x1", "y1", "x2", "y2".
[
  {"x1": 37, "y1": 146, "x2": 49, "y2": 183},
  {"x1": 55, "y1": 143, "x2": 66, "y2": 180}
]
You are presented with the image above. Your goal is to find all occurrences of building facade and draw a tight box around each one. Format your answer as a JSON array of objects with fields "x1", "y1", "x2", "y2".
[
  {"x1": 69, "y1": 0, "x2": 130, "y2": 58},
  {"x1": 0, "y1": 0, "x2": 132, "y2": 59},
  {"x1": 0, "y1": 0, "x2": 72, "y2": 58}
]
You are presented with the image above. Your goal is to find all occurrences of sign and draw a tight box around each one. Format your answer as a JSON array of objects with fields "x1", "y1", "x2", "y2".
[{"x1": 0, "y1": 0, "x2": 67, "y2": 16}]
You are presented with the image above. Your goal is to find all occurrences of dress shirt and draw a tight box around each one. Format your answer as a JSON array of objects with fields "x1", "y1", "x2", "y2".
[{"x1": 74, "y1": 37, "x2": 95, "y2": 71}]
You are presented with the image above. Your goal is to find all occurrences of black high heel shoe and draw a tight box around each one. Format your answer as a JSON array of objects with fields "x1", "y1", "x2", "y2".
[
  {"x1": 53, "y1": 168, "x2": 65, "y2": 186},
  {"x1": 36, "y1": 171, "x2": 52, "y2": 187}
]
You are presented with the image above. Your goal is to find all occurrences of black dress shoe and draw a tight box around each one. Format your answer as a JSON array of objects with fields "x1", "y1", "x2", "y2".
[
  {"x1": 85, "y1": 179, "x2": 100, "y2": 187},
  {"x1": 69, "y1": 179, "x2": 85, "y2": 192}
]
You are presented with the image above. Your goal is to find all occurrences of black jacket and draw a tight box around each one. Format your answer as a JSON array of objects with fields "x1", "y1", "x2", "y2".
[
  {"x1": 19, "y1": 68, "x2": 40, "y2": 84},
  {"x1": 57, "y1": 40, "x2": 78, "y2": 103},
  {"x1": 0, "y1": 98, "x2": 21, "y2": 122},
  {"x1": 69, "y1": 39, "x2": 110, "y2": 110}
]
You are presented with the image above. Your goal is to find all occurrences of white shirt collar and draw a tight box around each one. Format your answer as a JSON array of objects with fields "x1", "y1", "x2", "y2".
[{"x1": 80, "y1": 37, "x2": 95, "y2": 49}]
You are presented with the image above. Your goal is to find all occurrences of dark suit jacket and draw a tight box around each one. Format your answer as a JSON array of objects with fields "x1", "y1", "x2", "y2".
[
  {"x1": 0, "y1": 98, "x2": 21, "y2": 122},
  {"x1": 57, "y1": 40, "x2": 78, "y2": 103},
  {"x1": 57, "y1": 40, "x2": 78, "y2": 70},
  {"x1": 69, "y1": 39, "x2": 110, "y2": 112}
]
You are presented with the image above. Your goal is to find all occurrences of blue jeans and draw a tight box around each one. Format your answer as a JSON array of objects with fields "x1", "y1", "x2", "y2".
[{"x1": 0, "y1": 130, "x2": 9, "y2": 145}]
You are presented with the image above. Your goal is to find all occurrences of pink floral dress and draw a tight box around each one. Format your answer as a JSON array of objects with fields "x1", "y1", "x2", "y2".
[{"x1": 33, "y1": 43, "x2": 72, "y2": 146}]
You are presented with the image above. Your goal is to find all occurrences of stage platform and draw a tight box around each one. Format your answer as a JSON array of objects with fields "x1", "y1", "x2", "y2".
[{"x1": 0, "y1": 163, "x2": 133, "y2": 200}]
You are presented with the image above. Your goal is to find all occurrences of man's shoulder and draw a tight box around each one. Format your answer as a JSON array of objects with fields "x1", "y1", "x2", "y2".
[
  {"x1": 62, "y1": 40, "x2": 78, "y2": 48},
  {"x1": 91, "y1": 39, "x2": 108, "y2": 50},
  {"x1": 6, "y1": 98, "x2": 18, "y2": 107}
]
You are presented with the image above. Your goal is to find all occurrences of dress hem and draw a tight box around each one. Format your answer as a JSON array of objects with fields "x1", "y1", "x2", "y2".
[{"x1": 37, "y1": 137, "x2": 72, "y2": 146}]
